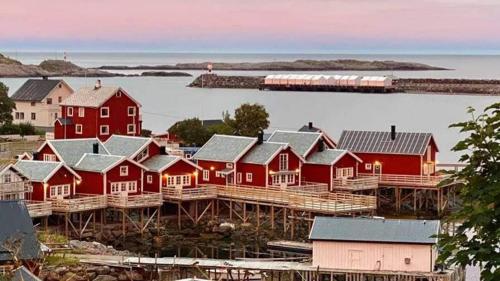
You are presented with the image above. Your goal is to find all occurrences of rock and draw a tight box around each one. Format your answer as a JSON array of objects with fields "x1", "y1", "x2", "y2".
[
  {"x1": 117, "y1": 273, "x2": 128, "y2": 281},
  {"x1": 54, "y1": 267, "x2": 68, "y2": 275},
  {"x1": 95, "y1": 266, "x2": 111, "y2": 275},
  {"x1": 126, "y1": 271, "x2": 144, "y2": 281},
  {"x1": 94, "y1": 275, "x2": 117, "y2": 281},
  {"x1": 61, "y1": 272, "x2": 86, "y2": 281},
  {"x1": 87, "y1": 272, "x2": 97, "y2": 280},
  {"x1": 46, "y1": 271, "x2": 61, "y2": 281}
]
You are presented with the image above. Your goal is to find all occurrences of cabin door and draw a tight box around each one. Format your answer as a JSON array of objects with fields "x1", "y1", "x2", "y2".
[{"x1": 373, "y1": 163, "x2": 382, "y2": 175}]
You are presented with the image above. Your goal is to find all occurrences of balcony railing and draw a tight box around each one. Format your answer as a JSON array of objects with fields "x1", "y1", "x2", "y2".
[
  {"x1": 282, "y1": 182, "x2": 329, "y2": 195},
  {"x1": 0, "y1": 181, "x2": 32, "y2": 195},
  {"x1": 50, "y1": 194, "x2": 107, "y2": 213},
  {"x1": 107, "y1": 192, "x2": 163, "y2": 208},
  {"x1": 332, "y1": 176, "x2": 379, "y2": 191},
  {"x1": 162, "y1": 186, "x2": 217, "y2": 201},
  {"x1": 359, "y1": 173, "x2": 449, "y2": 187},
  {"x1": 25, "y1": 200, "x2": 52, "y2": 218}
]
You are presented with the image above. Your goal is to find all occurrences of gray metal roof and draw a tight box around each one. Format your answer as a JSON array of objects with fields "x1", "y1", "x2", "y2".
[
  {"x1": 0, "y1": 201, "x2": 42, "y2": 261},
  {"x1": 104, "y1": 135, "x2": 151, "y2": 158},
  {"x1": 241, "y1": 142, "x2": 287, "y2": 164},
  {"x1": 193, "y1": 135, "x2": 256, "y2": 162},
  {"x1": 306, "y1": 149, "x2": 349, "y2": 165},
  {"x1": 74, "y1": 154, "x2": 125, "y2": 172},
  {"x1": 309, "y1": 217, "x2": 440, "y2": 244},
  {"x1": 13, "y1": 160, "x2": 62, "y2": 182},
  {"x1": 268, "y1": 131, "x2": 321, "y2": 157},
  {"x1": 337, "y1": 130, "x2": 436, "y2": 155},
  {"x1": 12, "y1": 266, "x2": 42, "y2": 281},
  {"x1": 47, "y1": 139, "x2": 109, "y2": 167},
  {"x1": 142, "y1": 155, "x2": 179, "y2": 172},
  {"x1": 60, "y1": 86, "x2": 121, "y2": 108},
  {"x1": 10, "y1": 79, "x2": 62, "y2": 101}
]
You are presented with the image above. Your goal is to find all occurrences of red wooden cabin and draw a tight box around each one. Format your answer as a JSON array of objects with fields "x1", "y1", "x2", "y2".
[
  {"x1": 13, "y1": 160, "x2": 80, "y2": 201},
  {"x1": 54, "y1": 81, "x2": 142, "y2": 141},
  {"x1": 142, "y1": 155, "x2": 202, "y2": 193}
]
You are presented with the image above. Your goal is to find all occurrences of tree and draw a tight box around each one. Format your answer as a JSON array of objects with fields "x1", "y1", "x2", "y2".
[
  {"x1": 168, "y1": 118, "x2": 210, "y2": 146},
  {"x1": 0, "y1": 82, "x2": 16, "y2": 125},
  {"x1": 233, "y1": 103, "x2": 269, "y2": 137},
  {"x1": 437, "y1": 103, "x2": 499, "y2": 281},
  {"x1": 141, "y1": 129, "x2": 152, "y2": 137}
]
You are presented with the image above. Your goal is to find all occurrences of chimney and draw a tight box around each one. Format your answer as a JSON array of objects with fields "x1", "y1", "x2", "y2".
[
  {"x1": 160, "y1": 146, "x2": 168, "y2": 155},
  {"x1": 92, "y1": 143, "x2": 99, "y2": 154},
  {"x1": 94, "y1": 79, "x2": 102, "y2": 90},
  {"x1": 391, "y1": 125, "x2": 396, "y2": 141},
  {"x1": 257, "y1": 131, "x2": 264, "y2": 145},
  {"x1": 308, "y1": 122, "x2": 313, "y2": 129},
  {"x1": 318, "y1": 139, "x2": 325, "y2": 152}
]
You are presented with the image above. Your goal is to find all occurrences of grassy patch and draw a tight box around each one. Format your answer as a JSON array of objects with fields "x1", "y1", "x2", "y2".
[
  {"x1": 44, "y1": 255, "x2": 80, "y2": 267},
  {"x1": 38, "y1": 231, "x2": 68, "y2": 245}
]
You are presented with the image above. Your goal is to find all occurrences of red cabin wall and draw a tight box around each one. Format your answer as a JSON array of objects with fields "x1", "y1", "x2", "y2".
[
  {"x1": 332, "y1": 154, "x2": 360, "y2": 178},
  {"x1": 143, "y1": 171, "x2": 160, "y2": 193},
  {"x1": 136, "y1": 142, "x2": 161, "y2": 162},
  {"x1": 105, "y1": 160, "x2": 143, "y2": 195},
  {"x1": 30, "y1": 167, "x2": 76, "y2": 201},
  {"x1": 36, "y1": 144, "x2": 61, "y2": 162},
  {"x1": 356, "y1": 153, "x2": 423, "y2": 175},
  {"x1": 31, "y1": 182, "x2": 45, "y2": 201},
  {"x1": 267, "y1": 147, "x2": 301, "y2": 186},
  {"x1": 302, "y1": 164, "x2": 332, "y2": 188},
  {"x1": 197, "y1": 160, "x2": 232, "y2": 185},
  {"x1": 161, "y1": 160, "x2": 198, "y2": 188},
  {"x1": 76, "y1": 170, "x2": 105, "y2": 195},
  {"x1": 236, "y1": 163, "x2": 267, "y2": 187}
]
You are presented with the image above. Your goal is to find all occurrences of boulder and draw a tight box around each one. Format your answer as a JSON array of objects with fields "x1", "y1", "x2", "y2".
[
  {"x1": 93, "y1": 275, "x2": 118, "y2": 281},
  {"x1": 95, "y1": 266, "x2": 111, "y2": 275}
]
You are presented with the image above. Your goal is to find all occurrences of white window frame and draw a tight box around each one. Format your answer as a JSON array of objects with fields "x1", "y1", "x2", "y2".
[
  {"x1": 75, "y1": 124, "x2": 83, "y2": 134},
  {"x1": 49, "y1": 184, "x2": 71, "y2": 198},
  {"x1": 127, "y1": 123, "x2": 136, "y2": 134},
  {"x1": 3, "y1": 174, "x2": 12, "y2": 183},
  {"x1": 110, "y1": 181, "x2": 137, "y2": 194},
  {"x1": 100, "y1": 107, "x2": 110, "y2": 118},
  {"x1": 67, "y1": 107, "x2": 73, "y2": 117},
  {"x1": 78, "y1": 107, "x2": 85, "y2": 117},
  {"x1": 43, "y1": 154, "x2": 57, "y2": 161},
  {"x1": 120, "y1": 166, "x2": 129, "y2": 176},
  {"x1": 237, "y1": 172, "x2": 242, "y2": 184},
  {"x1": 336, "y1": 167, "x2": 354, "y2": 179},
  {"x1": 226, "y1": 163, "x2": 234, "y2": 169},
  {"x1": 100, "y1": 125, "x2": 109, "y2": 135},
  {"x1": 287, "y1": 174, "x2": 295, "y2": 184},
  {"x1": 365, "y1": 163, "x2": 372, "y2": 170},
  {"x1": 203, "y1": 170, "x2": 209, "y2": 181},
  {"x1": 246, "y1": 173, "x2": 253, "y2": 182},
  {"x1": 279, "y1": 153, "x2": 289, "y2": 171},
  {"x1": 147, "y1": 175, "x2": 153, "y2": 184},
  {"x1": 136, "y1": 147, "x2": 149, "y2": 162},
  {"x1": 128, "y1": 106, "x2": 136, "y2": 117}
]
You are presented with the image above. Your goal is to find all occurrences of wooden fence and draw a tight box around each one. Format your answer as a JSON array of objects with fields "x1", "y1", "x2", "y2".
[
  {"x1": 25, "y1": 200, "x2": 52, "y2": 218},
  {"x1": 50, "y1": 194, "x2": 107, "y2": 213},
  {"x1": 332, "y1": 176, "x2": 379, "y2": 191},
  {"x1": 107, "y1": 192, "x2": 163, "y2": 208}
]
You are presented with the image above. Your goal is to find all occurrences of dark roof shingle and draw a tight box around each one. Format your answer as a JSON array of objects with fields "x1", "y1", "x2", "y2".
[{"x1": 11, "y1": 79, "x2": 63, "y2": 101}]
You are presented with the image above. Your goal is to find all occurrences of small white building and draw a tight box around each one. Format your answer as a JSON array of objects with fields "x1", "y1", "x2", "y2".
[{"x1": 0, "y1": 164, "x2": 31, "y2": 200}]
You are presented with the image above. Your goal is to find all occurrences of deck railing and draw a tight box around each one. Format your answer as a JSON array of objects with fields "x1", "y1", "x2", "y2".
[
  {"x1": 332, "y1": 176, "x2": 379, "y2": 191},
  {"x1": 25, "y1": 200, "x2": 52, "y2": 217},
  {"x1": 162, "y1": 186, "x2": 218, "y2": 201},
  {"x1": 0, "y1": 181, "x2": 32, "y2": 195},
  {"x1": 283, "y1": 182, "x2": 329, "y2": 195},
  {"x1": 50, "y1": 194, "x2": 107, "y2": 213},
  {"x1": 107, "y1": 192, "x2": 163, "y2": 208},
  {"x1": 359, "y1": 173, "x2": 448, "y2": 187}
]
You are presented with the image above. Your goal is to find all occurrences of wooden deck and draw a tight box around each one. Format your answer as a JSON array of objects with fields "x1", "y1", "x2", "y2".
[
  {"x1": 0, "y1": 181, "x2": 32, "y2": 195},
  {"x1": 359, "y1": 173, "x2": 448, "y2": 188},
  {"x1": 162, "y1": 186, "x2": 218, "y2": 201},
  {"x1": 50, "y1": 194, "x2": 107, "y2": 213},
  {"x1": 107, "y1": 192, "x2": 163, "y2": 208},
  {"x1": 25, "y1": 200, "x2": 52, "y2": 217},
  {"x1": 332, "y1": 176, "x2": 378, "y2": 191}
]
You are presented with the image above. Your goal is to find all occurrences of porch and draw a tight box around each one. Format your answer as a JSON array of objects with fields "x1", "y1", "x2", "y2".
[
  {"x1": 50, "y1": 194, "x2": 107, "y2": 213},
  {"x1": 332, "y1": 176, "x2": 379, "y2": 191},
  {"x1": 359, "y1": 173, "x2": 448, "y2": 188},
  {"x1": 25, "y1": 200, "x2": 52, "y2": 218},
  {"x1": 162, "y1": 186, "x2": 217, "y2": 201},
  {"x1": 107, "y1": 192, "x2": 163, "y2": 209}
]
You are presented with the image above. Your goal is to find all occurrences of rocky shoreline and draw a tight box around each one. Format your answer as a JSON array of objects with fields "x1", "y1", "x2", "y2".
[{"x1": 189, "y1": 74, "x2": 500, "y2": 96}]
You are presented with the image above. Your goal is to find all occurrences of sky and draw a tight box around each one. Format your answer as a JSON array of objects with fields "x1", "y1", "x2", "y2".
[{"x1": 1, "y1": 0, "x2": 500, "y2": 54}]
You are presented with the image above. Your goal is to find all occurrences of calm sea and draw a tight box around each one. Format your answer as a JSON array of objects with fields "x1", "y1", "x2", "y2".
[{"x1": 1, "y1": 52, "x2": 499, "y2": 163}]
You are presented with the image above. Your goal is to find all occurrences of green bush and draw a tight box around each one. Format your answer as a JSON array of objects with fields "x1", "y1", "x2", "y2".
[{"x1": 0, "y1": 122, "x2": 37, "y2": 136}]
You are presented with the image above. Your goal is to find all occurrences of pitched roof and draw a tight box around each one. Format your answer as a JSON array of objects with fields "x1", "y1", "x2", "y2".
[
  {"x1": 309, "y1": 217, "x2": 440, "y2": 245},
  {"x1": 10, "y1": 79, "x2": 64, "y2": 101},
  {"x1": 13, "y1": 160, "x2": 76, "y2": 183},
  {"x1": 0, "y1": 201, "x2": 42, "y2": 261},
  {"x1": 60, "y1": 86, "x2": 140, "y2": 108},
  {"x1": 241, "y1": 142, "x2": 288, "y2": 165},
  {"x1": 74, "y1": 154, "x2": 126, "y2": 172},
  {"x1": 41, "y1": 138, "x2": 109, "y2": 167},
  {"x1": 337, "y1": 130, "x2": 437, "y2": 155},
  {"x1": 267, "y1": 130, "x2": 322, "y2": 157},
  {"x1": 306, "y1": 149, "x2": 361, "y2": 165},
  {"x1": 12, "y1": 266, "x2": 42, "y2": 281},
  {"x1": 142, "y1": 155, "x2": 201, "y2": 172},
  {"x1": 103, "y1": 135, "x2": 153, "y2": 158},
  {"x1": 192, "y1": 135, "x2": 257, "y2": 162}
]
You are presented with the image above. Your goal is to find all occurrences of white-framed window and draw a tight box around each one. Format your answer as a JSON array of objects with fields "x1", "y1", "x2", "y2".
[
  {"x1": 128, "y1": 181, "x2": 136, "y2": 192},
  {"x1": 127, "y1": 124, "x2": 136, "y2": 134},
  {"x1": 336, "y1": 167, "x2": 354, "y2": 179},
  {"x1": 100, "y1": 107, "x2": 110, "y2": 118},
  {"x1": 365, "y1": 163, "x2": 372, "y2": 170},
  {"x1": 287, "y1": 174, "x2": 295, "y2": 184},
  {"x1": 203, "y1": 170, "x2": 209, "y2": 181},
  {"x1": 167, "y1": 176, "x2": 175, "y2": 186},
  {"x1": 3, "y1": 174, "x2": 12, "y2": 183},
  {"x1": 136, "y1": 147, "x2": 149, "y2": 162},
  {"x1": 120, "y1": 166, "x2": 128, "y2": 176},
  {"x1": 78, "y1": 107, "x2": 85, "y2": 117},
  {"x1": 182, "y1": 175, "x2": 190, "y2": 185},
  {"x1": 100, "y1": 125, "x2": 109, "y2": 135},
  {"x1": 279, "y1": 153, "x2": 289, "y2": 171},
  {"x1": 166, "y1": 175, "x2": 191, "y2": 187},
  {"x1": 246, "y1": 173, "x2": 253, "y2": 182},
  {"x1": 226, "y1": 163, "x2": 234, "y2": 169},
  {"x1": 110, "y1": 181, "x2": 137, "y2": 194},
  {"x1": 215, "y1": 171, "x2": 222, "y2": 178},
  {"x1": 15, "y1": 112, "x2": 25, "y2": 120},
  {"x1": 111, "y1": 183, "x2": 120, "y2": 193},
  {"x1": 237, "y1": 172, "x2": 242, "y2": 184},
  {"x1": 75, "y1": 124, "x2": 83, "y2": 134},
  {"x1": 49, "y1": 184, "x2": 71, "y2": 198},
  {"x1": 128, "y1": 106, "x2": 136, "y2": 116},
  {"x1": 31, "y1": 113, "x2": 36, "y2": 120},
  {"x1": 147, "y1": 175, "x2": 153, "y2": 184},
  {"x1": 67, "y1": 107, "x2": 73, "y2": 116},
  {"x1": 43, "y1": 154, "x2": 57, "y2": 161},
  {"x1": 116, "y1": 91, "x2": 122, "y2": 97}
]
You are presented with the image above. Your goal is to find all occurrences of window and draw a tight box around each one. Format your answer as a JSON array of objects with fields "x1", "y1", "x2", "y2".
[
  {"x1": 15, "y1": 112, "x2": 25, "y2": 120},
  {"x1": 167, "y1": 176, "x2": 175, "y2": 186},
  {"x1": 100, "y1": 107, "x2": 109, "y2": 118},
  {"x1": 46, "y1": 98, "x2": 52, "y2": 105},
  {"x1": 237, "y1": 172, "x2": 242, "y2": 184},
  {"x1": 58, "y1": 96, "x2": 62, "y2": 103},
  {"x1": 116, "y1": 92, "x2": 122, "y2": 97},
  {"x1": 78, "y1": 107, "x2": 85, "y2": 117},
  {"x1": 182, "y1": 175, "x2": 190, "y2": 185},
  {"x1": 336, "y1": 167, "x2": 354, "y2": 179},
  {"x1": 110, "y1": 181, "x2": 136, "y2": 194},
  {"x1": 128, "y1": 181, "x2": 136, "y2": 192},
  {"x1": 147, "y1": 175, "x2": 153, "y2": 184},
  {"x1": 215, "y1": 171, "x2": 221, "y2": 178},
  {"x1": 100, "y1": 125, "x2": 109, "y2": 135},
  {"x1": 75, "y1": 124, "x2": 83, "y2": 134},
  {"x1": 30, "y1": 102, "x2": 36, "y2": 106},
  {"x1": 120, "y1": 166, "x2": 128, "y2": 176},
  {"x1": 3, "y1": 174, "x2": 11, "y2": 183},
  {"x1": 136, "y1": 147, "x2": 149, "y2": 162},
  {"x1": 246, "y1": 173, "x2": 253, "y2": 182},
  {"x1": 49, "y1": 184, "x2": 70, "y2": 198},
  {"x1": 287, "y1": 174, "x2": 295, "y2": 184},
  {"x1": 111, "y1": 183, "x2": 120, "y2": 193},
  {"x1": 54, "y1": 113, "x2": 58, "y2": 120},
  {"x1": 128, "y1": 106, "x2": 136, "y2": 116},
  {"x1": 365, "y1": 163, "x2": 372, "y2": 170},
  {"x1": 127, "y1": 124, "x2": 136, "y2": 134},
  {"x1": 279, "y1": 153, "x2": 288, "y2": 171},
  {"x1": 67, "y1": 107, "x2": 74, "y2": 116},
  {"x1": 43, "y1": 154, "x2": 57, "y2": 161},
  {"x1": 31, "y1": 113, "x2": 36, "y2": 120},
  {"x1": 203, "y1": 170, "x2": 209, "y2": 181},
  {"x1": 226, "y1": 163, "x2": 234, "y2": 169}
]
